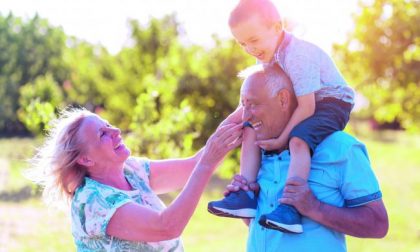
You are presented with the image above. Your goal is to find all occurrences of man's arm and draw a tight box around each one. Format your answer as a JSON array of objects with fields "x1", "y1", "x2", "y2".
[
  {"x1": 226, "y1": 175, "x2": 388, "y2": 237},
  {"x1": 281, "y1": 177, "x2": 389, "y2": 238}
]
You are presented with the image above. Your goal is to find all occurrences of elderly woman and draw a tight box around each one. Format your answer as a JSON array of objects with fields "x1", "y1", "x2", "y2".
[{"x1": 29, "y1": 107, "x2": 242, "y2": 251}]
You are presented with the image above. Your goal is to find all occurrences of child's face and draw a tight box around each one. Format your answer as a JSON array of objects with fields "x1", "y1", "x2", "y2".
[{"x1": 230, "y1": 14, "x2": 282, "y2": 63}]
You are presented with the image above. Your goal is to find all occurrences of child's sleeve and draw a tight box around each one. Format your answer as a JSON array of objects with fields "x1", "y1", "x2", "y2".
[{"x1": 284, "y1": 51, "x2": 321, "y2": 97}]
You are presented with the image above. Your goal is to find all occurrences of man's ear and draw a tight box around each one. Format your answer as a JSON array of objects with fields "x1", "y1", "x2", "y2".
[
  {"x1": 77, "y1": 155, "x2": 94, "y2": 167},
  {"x1": 276, "y1": 89, "x2": 290, "y2": 109}
]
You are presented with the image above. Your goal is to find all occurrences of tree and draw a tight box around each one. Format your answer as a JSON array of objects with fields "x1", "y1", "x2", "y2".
[
  {"x1": 0, "y1": 12, "x2": 253, "y2": 177},
  {"x1": 120, "y1": 15, "x2": 201, "y2": 158},
  {"x1": 175, "y1": 36, "x2": 253, "y2": 147},
  {"x1": 0, "y1": 13, "x2": 68, "y2": 133},
  {"x1": 18, "y1": 74, "x2": 63, "y2": 134},
  {"x1": 333, "y1": 0, "x2": 420, "y2": 131}
]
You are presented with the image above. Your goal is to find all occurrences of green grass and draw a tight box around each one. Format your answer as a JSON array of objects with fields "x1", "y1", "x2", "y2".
[
  {"x1": 0, "y1": 132, "x2": 419, "y2": 251},
  {"x1": 0, "y1": 137, "x2": 40, "y2": 191},
  {"x1": 0, "y1": 199, "x2": 75, "y2": 252},
  {"x1": 182, "y1": 192, "x2": 248, "y2": 252},
  {"x1": 347, "y1": 131, "x2": 420, "y2": 252}
]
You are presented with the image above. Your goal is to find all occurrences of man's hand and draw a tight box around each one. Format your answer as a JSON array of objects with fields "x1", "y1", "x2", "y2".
[
  {"x1": 279, "y1": 177, "x2": 320, "y2": 217},
  {"x1": 223, "y1": 174, "x2": 260, "y2": 196},
  {"x1": 256, "y1": 135, "x2": 287, "y2": 151}
]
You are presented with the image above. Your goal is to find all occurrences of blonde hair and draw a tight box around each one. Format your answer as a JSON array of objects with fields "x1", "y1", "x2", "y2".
[
  {"x1": 27, "y1": 107, "x2": 94, "y2": 207},
  {"x1": 229, "y1": 0, "x2": 282, "y2": 28}
]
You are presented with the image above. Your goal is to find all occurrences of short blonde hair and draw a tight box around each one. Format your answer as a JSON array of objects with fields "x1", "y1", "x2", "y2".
[
  {"x1": 229, "y1": 0, "x2": 282, "y2": 28},
  {"x1": 27, "y1": 107, "x2": 93, "y2": 207}
]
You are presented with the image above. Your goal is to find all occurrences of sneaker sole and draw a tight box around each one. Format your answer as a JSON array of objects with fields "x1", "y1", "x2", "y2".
[
  {"x1": 208, "y1": 207, "x2": 238, "y2": 218},
  {"x1": 265, "y1": 220, "x2": 303, "y2": 234},
  {"x1": 208, "y1": 206, "x2": 256, "y2": 218}
]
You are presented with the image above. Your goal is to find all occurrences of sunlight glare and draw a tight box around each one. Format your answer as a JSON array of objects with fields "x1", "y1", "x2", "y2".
[{"x1": 1, "y1": 0, "x2": 359, "y2": 54}]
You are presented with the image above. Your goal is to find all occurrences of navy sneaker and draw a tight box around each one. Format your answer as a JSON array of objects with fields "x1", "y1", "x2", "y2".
[
  {"x1": 259, "y1": 204, "x2": 303, "y2": 234},
  {"x1": 208, "y1": 189, "x2": 257, "y2": 218}
]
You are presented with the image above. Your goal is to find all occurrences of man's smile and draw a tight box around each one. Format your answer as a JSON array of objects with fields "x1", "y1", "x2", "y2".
[{"x1": 251, "y1": 121, "x2": 262, "y2": 130}]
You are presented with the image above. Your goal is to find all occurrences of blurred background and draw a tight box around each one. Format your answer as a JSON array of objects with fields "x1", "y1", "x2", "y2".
[{"x1": 0, "y1": 0, "x2": 419, "y2": 251}]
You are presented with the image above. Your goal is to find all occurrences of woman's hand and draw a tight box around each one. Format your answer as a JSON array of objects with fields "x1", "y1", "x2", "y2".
[
  {"x1": 219, "y1": 106, "x2": 243, "y2": 127},
  {"x1": 199, "y1": 123, "x2": 242, "y2": 169}
]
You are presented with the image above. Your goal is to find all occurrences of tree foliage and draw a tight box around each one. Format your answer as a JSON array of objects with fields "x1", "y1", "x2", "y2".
[
  {"x1": 0, "y1": 13, "x2": 68, "y2": 133},
  {"x1": 4, "y1": 5, "x2": 418, "y2": 177},
  {"x1": 18, "y1": 74, "x2": 63, "y2": 134},
  {"x1": 38, "y1": 13, "x2": 250, "y2": 176},
  {"x1": 333, "y1": 0, "x2": 420, "y2": 131}
]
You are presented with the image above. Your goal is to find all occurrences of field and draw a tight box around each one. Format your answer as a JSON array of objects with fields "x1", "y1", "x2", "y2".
[{"x1": 0, "y1": 130, "x2": 419, "y2": 251}]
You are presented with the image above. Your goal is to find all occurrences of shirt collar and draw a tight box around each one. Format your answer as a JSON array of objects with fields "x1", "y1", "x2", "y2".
[
  {"x1": 262, "y1": 148, "x2": 289, "y2": 157},
  {"x1": 272, "y1": 31, "x2": 292, "y2": 64}
]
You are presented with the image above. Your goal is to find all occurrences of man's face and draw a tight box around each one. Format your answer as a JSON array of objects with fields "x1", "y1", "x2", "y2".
[
  {"x1": 230, "y1": 14, "x2": 282, "y2": 63},
  {"x1": 241, "y1": 74, "x2": 288, "y2": 141}
]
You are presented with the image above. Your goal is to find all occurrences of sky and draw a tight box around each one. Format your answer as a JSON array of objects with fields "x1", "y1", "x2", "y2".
[{"x1": 1, "y1": 0, "x2": 361, "y2": 54}]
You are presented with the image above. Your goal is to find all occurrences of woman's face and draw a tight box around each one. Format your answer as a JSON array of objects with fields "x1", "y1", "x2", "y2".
[{"x1": 78, "y1": 114, "x2": 131, "y2": 167}]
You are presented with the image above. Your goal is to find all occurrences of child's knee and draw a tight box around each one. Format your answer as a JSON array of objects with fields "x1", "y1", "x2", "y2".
[{"x1": 289, "y1": 137, "x2": 309, "y2": 151}]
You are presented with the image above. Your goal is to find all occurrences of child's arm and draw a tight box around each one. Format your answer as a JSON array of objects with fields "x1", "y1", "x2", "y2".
[
  {"x1": 222, "y1": 105, "x2": 260, "y2": 182},
  {"x1": 257, "y1": 93, "x2": 315, "y2": 150}
]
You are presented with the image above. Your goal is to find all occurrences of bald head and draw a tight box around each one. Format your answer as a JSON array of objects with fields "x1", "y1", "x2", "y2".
[{"x1": 240, "y1": 64, "x2": 294, "y2": 98}]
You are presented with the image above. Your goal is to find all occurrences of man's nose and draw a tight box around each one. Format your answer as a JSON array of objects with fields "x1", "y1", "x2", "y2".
[
  {"x1": 110, "y1": 127, "x2": 121, "y2": 136},
  {"x1": 242, "y1": 107, "x2": 252, "y2": 121}
]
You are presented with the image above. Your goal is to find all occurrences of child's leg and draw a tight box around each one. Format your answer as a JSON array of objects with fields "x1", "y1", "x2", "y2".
[
  {"x1": 240, "y1": 126, "x2": 260, "y2": 183},
  {"x1": 287, "y1": 137, "x2": 310, "y2": 181},
  {"x1": 258, "y1": 137, "x2": 310, "y2": 234},
  {"x1": 207, "y1": 124, "x2": 259, "y2": 219}
]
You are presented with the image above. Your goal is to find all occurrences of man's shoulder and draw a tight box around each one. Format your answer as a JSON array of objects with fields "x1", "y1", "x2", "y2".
[
  {"x1": 325, "y1": 131, "x2": 360, "y2": 144},
  {"x1": 314, "y1": 131, "x2": 366, "y2": 160}
]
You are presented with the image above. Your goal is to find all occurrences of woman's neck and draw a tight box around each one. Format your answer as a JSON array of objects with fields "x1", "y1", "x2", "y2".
[{"x1": 88, "y1": 164, "x2": 132, "y2": 191}]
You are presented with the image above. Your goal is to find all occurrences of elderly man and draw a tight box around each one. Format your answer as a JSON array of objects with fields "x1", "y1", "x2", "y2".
[{"x1": 212, "y1": 64, "x2": 388, "y2": 251}]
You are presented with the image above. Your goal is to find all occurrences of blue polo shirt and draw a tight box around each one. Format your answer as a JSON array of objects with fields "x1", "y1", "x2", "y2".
[{"x1": 247, "y1": 132, "x2": 382, "y2": 252}]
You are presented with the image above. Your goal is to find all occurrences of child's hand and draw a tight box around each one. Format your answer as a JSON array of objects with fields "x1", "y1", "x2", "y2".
[{"x1": 256, "y1": 135, "x2": 287, "y2": 151}]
